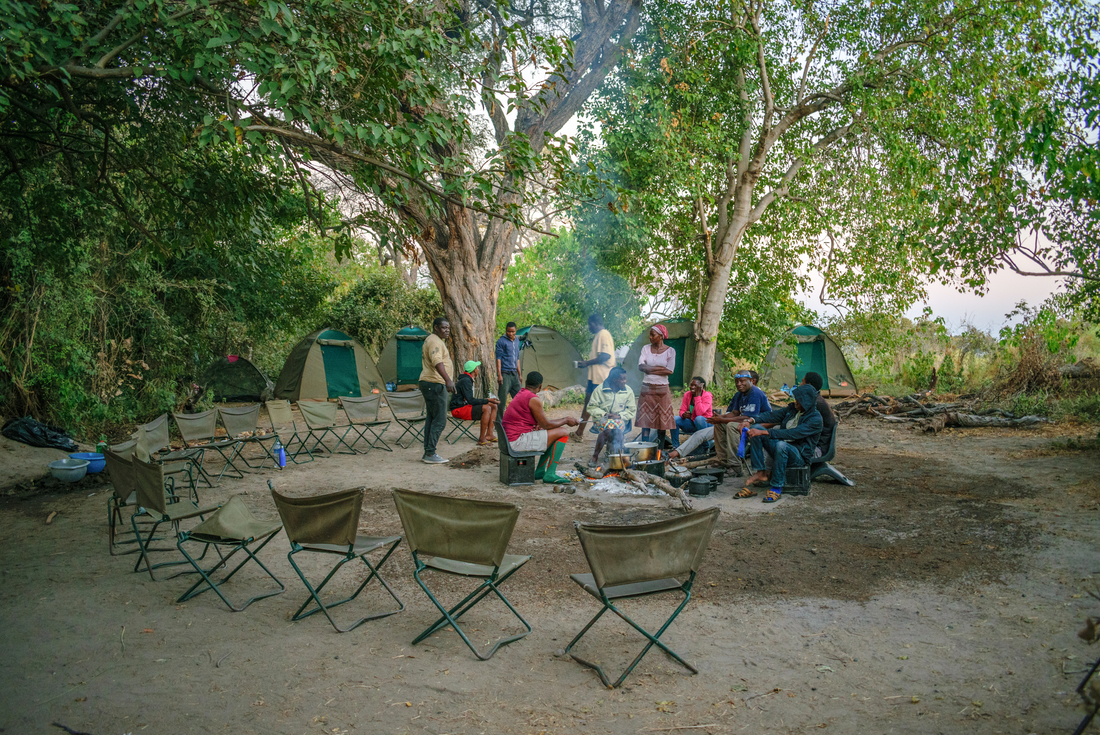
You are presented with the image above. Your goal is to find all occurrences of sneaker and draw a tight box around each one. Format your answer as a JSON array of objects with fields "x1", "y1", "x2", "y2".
[{"x1": 422, "y1": 454, "x2": 449, "y2": 464}]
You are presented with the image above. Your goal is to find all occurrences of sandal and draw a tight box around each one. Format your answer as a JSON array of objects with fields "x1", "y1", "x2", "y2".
[
  {"x1": 763, "y1": 489, "x2": 782, "y2": 503},
  {"x1": 735, "y1": 486, "x2": 758, "y2": 499}
]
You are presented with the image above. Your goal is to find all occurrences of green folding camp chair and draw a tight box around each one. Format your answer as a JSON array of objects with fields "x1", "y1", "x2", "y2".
[
  {"x1": 392, "y1": 489, "x2": 531, "y2": 660},
  {"x1": 297, "y1": 400, "x2": 358, "y2": 456},
  {"x1": 265, "y1": 400, "x2": 314, "y2": 464},
  {"x1": 339, "y1": 395, "x2": 393, "y2": 453},
  {"x1": 564, "y1": 507, "x2": 720, "y2": 688},
  {"x1": 218, "y1": 404, "x2": 280, "y2": 469},
  {"x1": 172, "y1": 410, "x2": 244, "y2": 484},
  {"x1": 385, "y1": 391, "x2": 427, "y2": 449},
  {"x1": 130, "y1": 455, "x2": 222, "y2": 581},
  {"x1": 175, "y1": 496, "x2": 284, "y2": 612},
  {"x1": 104, "y1": 442, "x2": 143, "y2": 555},
  {"x1": 133, "y1": 413, "x2": 202, "y2": 499},
  {"x1": 270, "y1": 484, "x2": 403, "y2": 632},
  {"x1": 444, "y1": 413, "x2": 479, "y2": 444}
]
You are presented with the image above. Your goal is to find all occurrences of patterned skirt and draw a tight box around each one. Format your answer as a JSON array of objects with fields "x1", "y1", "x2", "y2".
[{"x1": 636, "y1": 383, "x2": 675, "y2": 430}]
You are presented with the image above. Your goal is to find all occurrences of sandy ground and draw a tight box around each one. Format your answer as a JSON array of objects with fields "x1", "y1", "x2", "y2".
[{"x1": 1, "y1": 407, "x2": 1098, "y2": 735}]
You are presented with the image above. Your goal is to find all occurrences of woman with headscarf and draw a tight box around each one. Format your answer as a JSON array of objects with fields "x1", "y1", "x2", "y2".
[{"x1": 635, "y1": 324, "x2": 676, "y2": 447}]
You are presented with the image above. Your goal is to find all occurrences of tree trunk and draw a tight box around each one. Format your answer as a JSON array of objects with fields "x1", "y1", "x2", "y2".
[
  {"x1": 420, "y1": 203, "x2": 516, "y2": 398},
  {"x1": 692, "y1": 213, "x2": 751, "y2": 383}
]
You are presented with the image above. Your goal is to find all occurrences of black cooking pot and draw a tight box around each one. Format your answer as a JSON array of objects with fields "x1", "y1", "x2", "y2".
[
  {"x1": 636, "y1": 459, "x2": 666, "y2": 477},
  {"x1": 687, "y1": 475, "x2": 716, "y2": 497},
  {"x1": 666, "y1": 470, "x2": 690, "y2": 488},
  {"x1": 692, "y1": 467, "x2": 726, "y2": 484}
]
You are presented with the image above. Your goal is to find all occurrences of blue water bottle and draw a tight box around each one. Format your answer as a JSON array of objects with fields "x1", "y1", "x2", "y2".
[
  {"x1": 273, "y1": 440, "x2": 286, "y2": 468},
  {"x1": 737, "y1": 426, "x2": 748, "y2": 458}
]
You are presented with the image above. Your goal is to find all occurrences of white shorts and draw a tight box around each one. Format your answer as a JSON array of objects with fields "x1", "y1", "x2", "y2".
[{"x1": 510, "y1": 429, "x2": 548, "y2": 452}]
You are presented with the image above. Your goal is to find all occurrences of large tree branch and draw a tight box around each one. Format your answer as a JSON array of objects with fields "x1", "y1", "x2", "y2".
[{"x1": 748, "y1": 121, "x2": 855, "y2": 222}]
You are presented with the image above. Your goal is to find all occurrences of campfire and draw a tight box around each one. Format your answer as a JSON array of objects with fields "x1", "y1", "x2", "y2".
[{"x1": 572, "y1": 451, "x2": 693, "y2": 512}]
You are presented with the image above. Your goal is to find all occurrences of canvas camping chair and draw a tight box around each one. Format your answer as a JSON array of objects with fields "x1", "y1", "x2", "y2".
[
  {"x1": 444, "y1": 412, "x2": 479, "y2": 444},
  {"x1": 265, "y1": 400, "x2": 314, "y2": 464},
  {"x1": 175, "y1": 496, "x2": 285, "y2": 612},
  {"x1": 809, "y1": 424, "x2": 855, "y2": 486},
  {"x1": 297, "y1": 400, "x2": 358, "y2": 456},
  {"x1": 270, "y1": 484, "x2": 404, "y2": 632},
  {"x1": 133, "y1": 413, "x2": 201, "y2": 499},
  {"x1": 385, "y1": 391, "x2": 427, "y2": 448},
  {"x1": 564, "y1": 507, "x2": 720, "y2": 688},
  {"x1": 104, "y1": 441, "x2": 161, "y2": 556},
  {"x1": 130, "y1": 455, "x2": 222, "y2": 581},
  {"x1": 339, "y1": 395, "x2": 393, "y2": 453},
  {"x1": 218, "y1": 404, "x2": 280, "y2": 470},
  {"x1": 391, "y1": 489, "x2": 531, "y2": 660},
  {"x1": 172, "y1": 410, "x2": 244, "y2": 484}
]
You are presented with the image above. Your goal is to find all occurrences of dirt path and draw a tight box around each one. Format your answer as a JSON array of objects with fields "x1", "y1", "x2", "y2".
[{"x1": 1, "y1": 412, "x2": 1097, "y2": 734}]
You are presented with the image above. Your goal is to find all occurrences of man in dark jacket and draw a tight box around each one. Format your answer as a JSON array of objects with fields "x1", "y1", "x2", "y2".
[
  {"x1": 801, "y1": 371, "x2": 837, "y2": 456},
  {"x1": 450, "y1": 360, "x2": 500, "y2": 445},
  {"x1": 738, "y1": 383, "x2": 823, "y2": 503}
]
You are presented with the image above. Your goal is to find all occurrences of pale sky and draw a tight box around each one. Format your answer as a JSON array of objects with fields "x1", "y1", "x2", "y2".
[{"x1": 799, "y1": 269, "x2": 1066, "y2": 335}]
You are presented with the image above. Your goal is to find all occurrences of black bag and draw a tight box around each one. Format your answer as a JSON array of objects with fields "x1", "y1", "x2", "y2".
[{"x1": 1, "y1": 416, "x2": 78, "y2": 451}]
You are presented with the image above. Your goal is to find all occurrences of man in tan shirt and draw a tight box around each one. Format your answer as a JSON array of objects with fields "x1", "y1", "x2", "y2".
[
  {"x1": 573, "y1": 313, "x2": 615, "y2": 439},
  {"x1": 418, "y1": 316, "x2": 455, "y2": 463}
]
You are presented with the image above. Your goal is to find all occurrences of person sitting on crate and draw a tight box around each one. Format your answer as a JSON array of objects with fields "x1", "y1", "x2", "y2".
[
  {"x1": 450, "y1": 360, "x2": 500, "y2": 446},
  {"x1": 585, "y1": 367, "x2": 637, "y2": 468},
  {"x1": 501, "y1": 371, "x2": 579, "y2": 484},
  {"x1": 734, "y1": 383, "x2": 823, "y2": 503}
]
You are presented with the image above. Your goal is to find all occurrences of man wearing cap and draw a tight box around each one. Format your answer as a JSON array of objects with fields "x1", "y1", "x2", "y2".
[
  {"x1": 669, "y1": 370, "x2": 771, "y2": 471},
  {"x1": 451, "y1": 360, "x2": 500, "y2": 446}
]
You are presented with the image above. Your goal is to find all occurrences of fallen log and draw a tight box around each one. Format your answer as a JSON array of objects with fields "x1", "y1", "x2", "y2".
[
  {"x1": 919, "y1": 412, "x2": 1048, "y2": 433},
  {"x1": 621, "y1": 468, "x2": 693, "y2": 512}
]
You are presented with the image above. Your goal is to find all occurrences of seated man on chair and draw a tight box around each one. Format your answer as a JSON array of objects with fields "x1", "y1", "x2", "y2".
[
  {"x1": 450, "y1": 360, "x2": 500, "y2": 446},
  {"x1": 736, "y1": 384, "x2": 823, "y2": 503},
  {"x1": 800, "y1": 371, "x2": 837, "y2": 459},
  {"x1": 585, "y1": 367, "x2": 636, "y2": 468},
  {"x1": 669, "y1": 370, "x2": 770, "y2": 470},
  {"x1": 501, "y1": 371, "x2": 579, "y2": 484}
]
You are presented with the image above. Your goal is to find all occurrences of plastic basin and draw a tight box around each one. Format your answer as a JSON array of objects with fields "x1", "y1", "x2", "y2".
[
  {"x1": 48, "y1": 458, "x2": 89, "y2": 483},
  {"x1": 69, "y1": 452, "x2": 106, "y2": 474}
]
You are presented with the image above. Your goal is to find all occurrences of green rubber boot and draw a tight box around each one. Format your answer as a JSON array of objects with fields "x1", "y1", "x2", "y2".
[
  {"x1": 542, "y1": 438, "x2": 570, "y2": 484},
  {"x1": 534, "y1": 450, "x2": 550, "y2": 480}
]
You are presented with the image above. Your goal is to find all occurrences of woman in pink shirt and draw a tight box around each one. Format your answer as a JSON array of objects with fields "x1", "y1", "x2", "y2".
[{"x1": 673, "y1": 376, "x2": 713, "y2": 447}]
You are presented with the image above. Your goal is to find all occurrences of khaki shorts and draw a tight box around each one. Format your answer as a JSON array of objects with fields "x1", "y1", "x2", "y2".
[{"x1": 510, "y1": 430, "x2": 548, "y2": 452}]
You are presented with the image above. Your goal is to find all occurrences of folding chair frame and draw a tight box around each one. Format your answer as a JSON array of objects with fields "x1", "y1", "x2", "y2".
[
  {"x1": 265, "y1": 401, "x2": 316, "y2": 465},
  {"x1": 564, "y1": 572, "x2": 698, "y2": 688},
  {"x1": 386, "y1": 393, "x2": 427, "y2": 449},
  {"x1": 172, "y1": 410, "x2": 244, "y2": 485},
  {"x1": 297, "y1": 402, "x2": 359, "y2": 456},
  {"x1": 443, "y1": 416, "x2": 479, "y2": 444},
  {"x1": 340, "y1": 396, "x2": 393, "y2": 454},
  {"x1": 129, "y1": 475, "x2": 221, "y2": 581},
  {"x1": 409, "y1": 551, "x2": 532, "y2": 660},
  {"x1": 286, "y1": 538, "x2": 404, "y2": 632},
  {"x1": 176, "y1": 527, "x2": 285, "y2": 612},
  {"x1": 218, "y1": 405, "x2": 281, "y2": 471}
]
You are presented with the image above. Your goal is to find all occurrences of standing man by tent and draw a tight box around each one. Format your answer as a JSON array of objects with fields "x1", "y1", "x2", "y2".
[
  {"x1": 495, "y1": 322, "x2": 522, "y2": 412},
  {"x1": 419, "y1": 316, "x2": 455, "y2": 464},
  {"x1": 573, "y1": 314, "x2": 615, "y2": 440}
]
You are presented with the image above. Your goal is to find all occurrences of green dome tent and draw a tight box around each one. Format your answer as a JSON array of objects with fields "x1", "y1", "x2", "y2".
[
  {"x1": 274, "y1": 328, "x2": 385, "y2": 401},
  {"x1": 516, "y1": 325, "x2": 584, "y2": 391},
  {"x1": 622, "y1": 318, "x2": 727, "y2": 393},
  {"x1": 759, "y1": 325, "x2": 858, "y2": 397},
  {"x1": 200, "y1": 356, "x2": 274, "y2": 402},
  {"x1": 377, "y1": 326, "x2": 429, "y2": 388}
]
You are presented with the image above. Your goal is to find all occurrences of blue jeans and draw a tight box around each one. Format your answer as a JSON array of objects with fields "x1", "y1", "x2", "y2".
[
  {"x1": 749, "y1": 435, "x2": 805, "y2": 489},
  {"x1": 675, "y1": 416, "x2": 710, "y2": 434}
]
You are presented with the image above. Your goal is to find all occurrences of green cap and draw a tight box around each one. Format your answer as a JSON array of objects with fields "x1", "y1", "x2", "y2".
[{"x1": 463, "y1": 360, "x2": 482, "y2": 373}]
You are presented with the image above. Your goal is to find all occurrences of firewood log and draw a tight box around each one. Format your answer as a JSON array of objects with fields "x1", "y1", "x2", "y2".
[{"x1": 621, "y1": 469, "x2": 693, "y2": 512}]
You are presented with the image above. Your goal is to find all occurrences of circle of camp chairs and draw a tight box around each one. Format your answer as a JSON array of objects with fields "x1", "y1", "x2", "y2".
[{"x1": 104, "y1": 416, "x2": 724, "y2": 688}]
